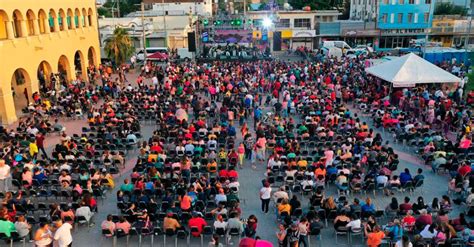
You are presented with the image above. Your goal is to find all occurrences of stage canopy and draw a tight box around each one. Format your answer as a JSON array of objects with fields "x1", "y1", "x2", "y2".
[{"x1": 365, "y1": 53, "x2": 461, "y2": 87}]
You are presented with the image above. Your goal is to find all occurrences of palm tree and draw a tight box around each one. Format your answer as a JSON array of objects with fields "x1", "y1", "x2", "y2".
[{"x1": 104, "y1": 27, "x2": 134, "y2": 65}]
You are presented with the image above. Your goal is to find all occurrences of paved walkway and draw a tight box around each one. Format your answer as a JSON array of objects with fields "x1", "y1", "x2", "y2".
[{"x1": 9, "y1": 69, "x2": 467, "y2": 246}]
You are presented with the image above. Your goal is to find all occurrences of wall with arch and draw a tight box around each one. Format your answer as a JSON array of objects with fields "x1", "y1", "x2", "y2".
[{"x1": 0, "y1": 0, "x2": 101, "y2": 125}]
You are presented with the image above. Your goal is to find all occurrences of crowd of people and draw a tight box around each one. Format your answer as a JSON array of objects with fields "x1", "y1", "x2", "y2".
[{"x1": 0, "y1": 48, "x2": 472, "y2": 247}]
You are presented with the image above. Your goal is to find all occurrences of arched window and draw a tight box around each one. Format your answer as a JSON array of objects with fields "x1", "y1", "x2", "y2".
[
  {"x1": 0, "y1": 10, "x2": 9, "y2": 39},
  {"x1": 12, "y1": 10, "x2": 23, "y2": 38},
  {"x1": 38, "y1": 9, "x2": 47, "y2": 34},
  {"x1": 74, "y1": 9, "x2": 80, "y2": 28},
  {"x1": 66, "y1": 9, "x2": 73, "y2": 29},
  {"x1": 26, "y1": 10, "x2": 36, "y2": 35},
  {"x1": 58, "y1": 9, "x2": 65, "y2": 31},
  {"x1": 82, "y1": 8, "x2": 87, "y2": 27},
  {"x1": 87, "y1": 8, "x2": 93, "y2": 27},
  {"x1": 49, "y1": 9, "x2": 56, "y2": 32}
]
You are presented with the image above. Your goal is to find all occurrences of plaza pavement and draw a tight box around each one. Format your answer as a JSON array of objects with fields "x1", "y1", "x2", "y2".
[{"x1": 8, "y1": 67, "x2": 465, "y2": 247}]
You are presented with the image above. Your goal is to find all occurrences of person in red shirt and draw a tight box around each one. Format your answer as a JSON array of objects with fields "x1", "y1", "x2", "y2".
[
  {"x1": 458, "y1": 163, "x2": 472, "y2": 177},
  {"x1": 218, "y1": 169, "x2": 228, "y2": 179},
  {"x1": 188, "y1": 212, "x2": 207, "y2": 237},
  {"x1": 36, "y1": 133, "x2": 48, "y2": 159},
  {"x1": 228, "y1": 168, "x2": 238, "y2": 179},
  {"x1": 402, "y1": 210, "x2": 416, "y2": 227}
]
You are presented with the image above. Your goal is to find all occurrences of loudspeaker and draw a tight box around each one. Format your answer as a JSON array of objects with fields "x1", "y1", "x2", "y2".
[
  {"x1": 273, "y1": 31, "x2": 281, "y2": 51},
  {"x1": 188, "y1": 32, "x2": 196, "y2": 52}
]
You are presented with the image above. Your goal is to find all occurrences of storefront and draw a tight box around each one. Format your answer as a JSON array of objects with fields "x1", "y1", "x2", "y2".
[
  {"x1": 292, "y1": 30, "x2": 316, "y2": 50},
  {"x1": 341, "y1": 29, "x2": 380, "y2": 47}
]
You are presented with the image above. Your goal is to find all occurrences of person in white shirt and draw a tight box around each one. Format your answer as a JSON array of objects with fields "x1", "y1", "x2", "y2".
[
  {"x1": 395, "y1": 235, "x2": 413, "y2": 247},
  {"x1": 53, "y1": 219, "x2": 73, "y2": 247},
  {"x1": 76, "y1": 202, "x2": 94, "y2": 226},
  {"x1": 273, "y1": 187, "x2": 289, "y2": 203},
  {"x1": 419, "y1": 224, "x2": 438, "y2": 239},
  {"x1": 346, "y1": 216, "x2": 362, "y2": 230},
  {"x1": 213, "y1": 214, "x2": 227, "y2": 230},
  {"x1": 260, "y1": 182, "x2": 272, "y2": 213},
  {"x1": 0, "y1": 160, "x2": 11, "y2": 192}
]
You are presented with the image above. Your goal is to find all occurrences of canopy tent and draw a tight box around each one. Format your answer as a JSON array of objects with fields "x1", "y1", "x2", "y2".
[
  {"x1": 365, "y1": 53, "x2": 461, "y2": 88},
  {"x1": 147, "y1": 52, "x2": 168, "y2": 61}
]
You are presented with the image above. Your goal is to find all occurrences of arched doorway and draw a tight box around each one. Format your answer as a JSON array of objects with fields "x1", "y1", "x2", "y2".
[
  {"x1": 57, "y1": 55, "x2": 71, "y2": 83},
  {"x1": 87, "y1": 46, "x2": 97, "y2": 67},
  {"x1": 11, "y1": 68, "x2": 31, "y2": 112},
  {"x1": 37, "y1": 61, "x2": 53, "y2": 93},
  {"x1": 74, "y1": 50, "x2": 86, "y2": 81}
]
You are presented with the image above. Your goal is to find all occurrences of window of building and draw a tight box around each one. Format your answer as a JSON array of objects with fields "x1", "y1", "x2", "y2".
[
  {"x1": 397, "y1": 13, "x2": 403, "y2": 23},
  {"x1": 390, "y1": 13, "x2": 395, "y2": 23},
  {"x1": 408, "y1": 0, "x2": 414, "y2": 3},
  {"x1": 424, "y1": 12, "x2": 429, "y2": 23},
  {"x1": 382, "y1": 0, "x2": 389, "y2": 4},
  {"x1": 382, "y1": 13, "x2": 388, "y2": 23},
  {"x1": 398, "y1": 0, "x2": 404, "y2": 4},
  {"x1": 277, "y1": 19, "x2": 290, "y2": 28},
  {"x1": 425, "y1": 0, "x2": 431, "y2": 3},
  {"x1": 294, "y1": 18, "x2": 310, "y2": 28},
  {"x1": 407, "y1": 13, "x2": 413, "y2": 23}
]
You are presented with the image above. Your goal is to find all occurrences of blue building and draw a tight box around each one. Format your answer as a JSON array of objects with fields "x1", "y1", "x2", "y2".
[{"x1": 376, "y1": 0, "x2": 436, "y2": 50}]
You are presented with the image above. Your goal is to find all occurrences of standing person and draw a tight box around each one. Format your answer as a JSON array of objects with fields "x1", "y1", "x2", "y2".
[
  {"x1": 0, "y1": 160, "x2": 10, "y2": 193},
  {"x1": 53, "y1": 219, "x2": 73, "y2": 247},
  {"x1": 259, "y1": 182, "x2": 272, "y2": 214},
  {"x1": 298, "y1": 217, "x2": 310, "y2": 247},
  {"x1": 276, "y1": 223, "x2": 287, "y2": 247},
  {"x1": 34, "y1": 222, "x2": 53, "y2": 247},
  {"x1": 237, "y1": 143, "x2": 245, "y2": 169},
  {"x1": 24, "y1": 88, "x2": 29, "y2": 105},
  {"x1": 36, "y1": 132, "x2": 48, "y2": 160}
]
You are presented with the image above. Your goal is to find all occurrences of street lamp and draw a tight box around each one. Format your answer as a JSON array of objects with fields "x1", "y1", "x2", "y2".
[{"x1": 262, "y1": 18, "x2": 272, "y2": 28}]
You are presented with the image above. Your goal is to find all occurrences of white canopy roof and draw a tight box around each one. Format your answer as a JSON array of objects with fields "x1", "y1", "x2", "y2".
[{"x1": 365, "y1": 53, "x2": 461, "y2": 87}]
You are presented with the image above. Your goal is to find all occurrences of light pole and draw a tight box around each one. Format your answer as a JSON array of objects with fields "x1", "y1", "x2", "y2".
[
  {"x1": 162, "y1": 0, "x2": 168, "y2": 48},
  {"x1": 263, "y1": 17, "x2": 273, "y2": 53},
  {"x1": 464, "y1": 7, "x2": 472, "y2": 49},
  {"x1": 423, "y1": 0, "x2": 433, "y2": 59},
  {"x1": 141, "y1": 2, "x2": 147, "y2": 58}
]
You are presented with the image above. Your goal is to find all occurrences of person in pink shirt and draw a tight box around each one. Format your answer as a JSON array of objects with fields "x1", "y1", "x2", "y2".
[
  {"x1": 324, "y1": 148, "x2": 334, "y2": 167},
  {"x1": 115, "y1": 217, "x2": 132, "y2": 234}
]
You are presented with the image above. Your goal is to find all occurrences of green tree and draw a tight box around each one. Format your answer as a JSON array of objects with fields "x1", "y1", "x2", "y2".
[
  {"x1": 104, "y1": 27, "x2": 134, "y2": 65},
  {"x1": 98, "y1": 7, "x2": 112, "y2": 17},
  {"x1": 434, "y1": 2, "x2": 468, "y2": 16}
]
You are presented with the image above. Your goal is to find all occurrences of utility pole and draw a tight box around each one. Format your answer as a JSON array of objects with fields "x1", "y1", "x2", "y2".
[
  {"x1": 162, "y1": 0, "x2": 168, "y2": 48},
  {"x1": 141, "y1": 1, "x2": 147, "y2": 58},
  {"x1": 465, "y1": 7, "x2": 472, "y2": 49},
  {"x1": 423, "y1": 0, "x2": 433, "y2": 58}
]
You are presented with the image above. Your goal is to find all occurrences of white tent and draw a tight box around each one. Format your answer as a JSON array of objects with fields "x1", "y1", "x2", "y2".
[{"x1": 365, "y1": 53, "x2": 461, "y2": 87}]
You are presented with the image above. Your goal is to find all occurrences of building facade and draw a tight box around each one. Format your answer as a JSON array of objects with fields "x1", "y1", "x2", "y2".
[
  {"x1": 246, "y1": 10, "x2": 340, "y2": 49},
  {"x1": 377, "y1": 0, "x2": 436, "y2": 50},
  {"x1": 0, "y1": 0, "x2": 101, "y2": 124}
]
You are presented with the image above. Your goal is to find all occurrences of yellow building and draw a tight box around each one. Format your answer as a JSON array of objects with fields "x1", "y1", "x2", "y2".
[
  {"x1": 0, "y1": 0, "x2": 101, "y2": 124},
  {"x1": 430, "y1": 15, "x2": 457, "y2": 47}
]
